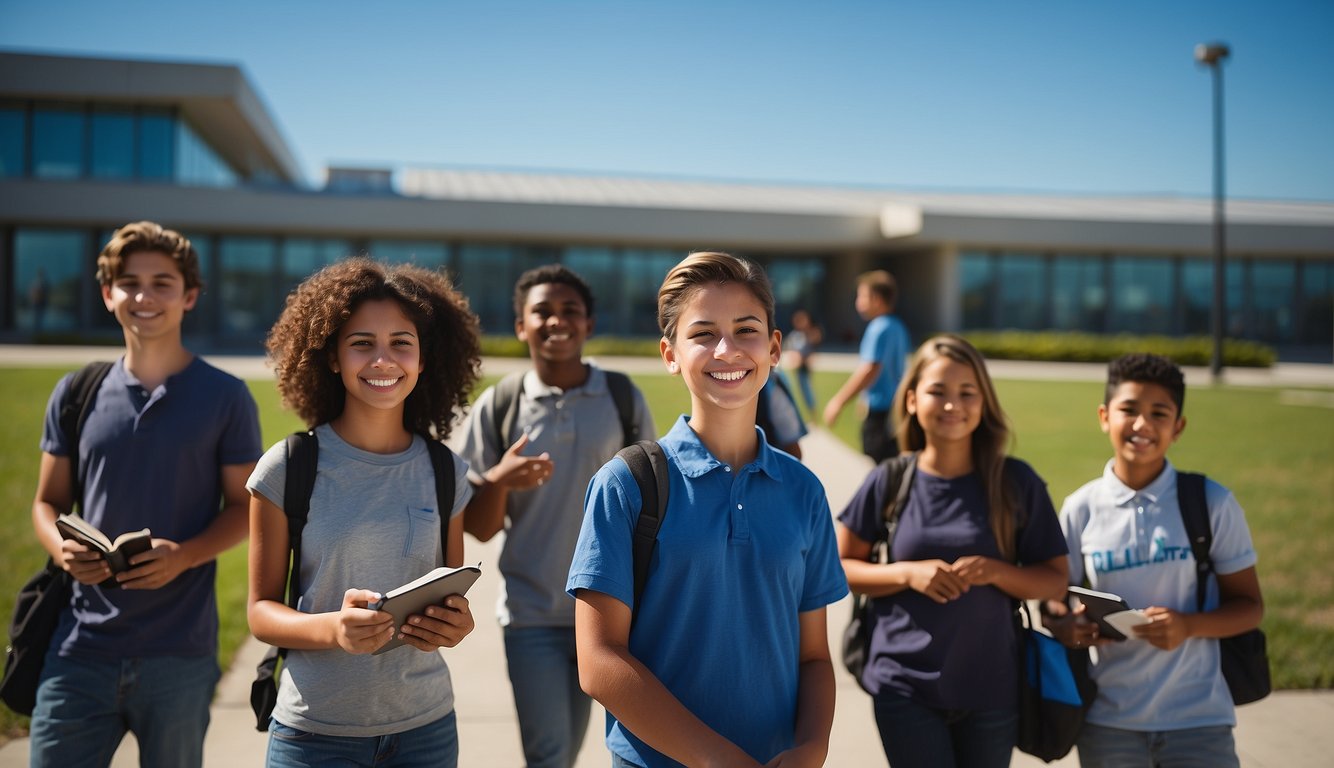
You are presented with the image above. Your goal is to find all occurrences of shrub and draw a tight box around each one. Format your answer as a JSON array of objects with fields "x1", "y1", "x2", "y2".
[{"x1": 960, "y1": 331, "x2": 1276, "y2": 368}]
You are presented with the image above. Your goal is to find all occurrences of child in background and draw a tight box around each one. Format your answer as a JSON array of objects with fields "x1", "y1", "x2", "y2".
[
  {"x1": 784, "y1": 308, "x2": 821, "y2": 416},
  {"x1": 246, "y1": 258, "x2": 481, "y2": 767},
  {"x1": 568, "y1": 252, "x2": 848, "y2": 767},
  {"x1": 1043, "y1": 353, "x2": 1262, "y2": 768},
  {"x1": 837, "y1": 334, "x2": 1068, "y2": 768}
]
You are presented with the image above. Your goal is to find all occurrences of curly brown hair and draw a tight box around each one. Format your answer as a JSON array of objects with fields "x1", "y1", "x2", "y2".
[{"x1": 266, "y1": 258, "x2": 481, "y2": 439}]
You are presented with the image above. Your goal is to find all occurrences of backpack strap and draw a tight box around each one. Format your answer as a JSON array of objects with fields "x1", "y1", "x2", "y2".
[
  {"x1": 281, "y1": 432, "x2": 319, "y2": 614},
  {"x1": 58, "y1": 361, "x2": 115, "y2": 515},
  {"x1": 1177, "y1": 471, "x2": 1213, "y2": 612},
  {"x1": 490, "y1": 371, "x2": 527, "y2": 451},
  {"x1": 617, "y1": 440, "x2": 670, "y2": 626},
  {"x1": 425, "y1": 439, "x2": 457, "y2": 560},
  {"x1": 604, "y1": 370, "x2": 639, "y2": 447},
  {"x1": 878, "y1": 453, "x2": 918, "y2": 562}
]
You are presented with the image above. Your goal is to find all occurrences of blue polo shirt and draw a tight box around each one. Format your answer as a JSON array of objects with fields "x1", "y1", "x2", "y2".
[
  {"x1": 859, "y1": 314, "x2": 910, "y2": 411},
  {"x1": 567, "y1": 416, "x2": 848, "y2": 766},
  {"x1": 40, "y1": 357, "x2": 262, "y2": 660}
]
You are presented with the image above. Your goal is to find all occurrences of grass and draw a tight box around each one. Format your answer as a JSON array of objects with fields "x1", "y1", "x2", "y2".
[{"x1": 2, "y1": 366, "x2": 1331, "y2": 735}]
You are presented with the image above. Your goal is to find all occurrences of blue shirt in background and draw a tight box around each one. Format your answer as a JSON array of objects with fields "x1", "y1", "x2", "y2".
[{"x1": 859, "y1": 314, "x2": 911, "y2": 411}]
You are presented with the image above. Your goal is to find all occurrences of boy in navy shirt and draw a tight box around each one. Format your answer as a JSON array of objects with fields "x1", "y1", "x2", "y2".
[{"x1": 28, "y1": 222, "x2": 262, "y2": 767}]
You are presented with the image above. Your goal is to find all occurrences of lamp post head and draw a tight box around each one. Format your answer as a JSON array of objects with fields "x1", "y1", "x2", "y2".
[{"x1": 1195, "y1": 43, "x2": 1230, "y2": 66}]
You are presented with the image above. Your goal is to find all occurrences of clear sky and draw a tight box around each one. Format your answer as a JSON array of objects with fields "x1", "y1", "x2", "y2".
[{"x1": 3, "y1": 0, "x2": 1332, "y2": 200}]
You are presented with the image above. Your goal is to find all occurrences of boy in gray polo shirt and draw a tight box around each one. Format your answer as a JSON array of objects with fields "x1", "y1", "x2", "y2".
[{"x1": 458, "y1": 265, "x2": 654, "y2": 768}]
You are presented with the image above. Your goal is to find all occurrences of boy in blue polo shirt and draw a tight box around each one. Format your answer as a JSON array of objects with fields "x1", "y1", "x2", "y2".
[
  {"x1": 1043, "y1": 353, "x2": 1263, "y2": 768},
  {"x1": 822, "y1": 269, "x2": 911, "y2": 463},
  {"x1": 28, "y1": 221, "x2": 262, "y2": 767}
]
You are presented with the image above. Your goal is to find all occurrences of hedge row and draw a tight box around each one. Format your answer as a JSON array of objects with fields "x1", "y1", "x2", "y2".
[{"x1": 482, "y1": 331, "x2": 1278, "y2": 368}]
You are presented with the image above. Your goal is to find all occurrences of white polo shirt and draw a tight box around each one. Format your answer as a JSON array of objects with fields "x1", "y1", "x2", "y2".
[{"x1": 1060, "y1": 459, "x2": 1257, "y2": 731}]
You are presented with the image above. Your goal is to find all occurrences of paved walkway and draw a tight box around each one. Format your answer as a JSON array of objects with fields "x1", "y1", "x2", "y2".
[{"x1": 1, "y1": 349, "x2": 1331, "y2": 766}]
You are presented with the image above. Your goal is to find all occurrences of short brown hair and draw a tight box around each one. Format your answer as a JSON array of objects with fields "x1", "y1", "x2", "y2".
[
  {"x1": 857, "y1": 269, "x2": 897, "y2": 308},
  {"x1": 97, "y1": 221, "x2": 202, "y2": 290},
  {"x1": 657, "y1": 251, "x2": 775, "y2": 342}
]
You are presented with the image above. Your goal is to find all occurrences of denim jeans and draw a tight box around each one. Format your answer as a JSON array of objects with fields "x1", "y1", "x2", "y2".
[
  {"x1": 1076, "y1": 722, "x2": 1239, "y2": 768},
  {"x1": 873, "y1": 691, "x2": 1017, "y2": 768},
  {"x1": 266, "y1": 710, "x2": 458, "y2": 768},
  {"x1": 28, "y1": 649, "x2": 220, "y2": 768},
  {"x1": 504, "y1": 625, "x2": 592, "y2": 768},
  {"x1": 610, "y1": 753, "x2": 644, "y2": 768}
]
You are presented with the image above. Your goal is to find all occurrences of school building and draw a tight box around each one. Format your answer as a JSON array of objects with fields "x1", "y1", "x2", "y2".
[{"x1": 3, "y1": 50, "x2": 1333, "y2": 360}]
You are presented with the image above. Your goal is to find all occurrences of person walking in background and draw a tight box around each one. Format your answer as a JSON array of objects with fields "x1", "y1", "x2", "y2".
[
  {"x1": 568, "y1": 252, "x2": 848, "y2": 767},
  {"x1": 784, "y1": 308, "x2": 822, "y2": 416},
  {"x1": 1041, "y1": 354, "x2": 1263, "y2": 768},
  {"x1": 823, "y1": 270, "x2": 911, "y2": 463},
  {"x1": 837, "y1": 334, "x2": 1068, "y2": 768},
  {"x1": 28, "y1": 222, "x2": 262, "y2": 767},
  {"x1": 456, "y1": 264, "x2": 654, "y2": 768},
  {"x1": 246, "y1": 258, "x2": 480, "y2": 767}
]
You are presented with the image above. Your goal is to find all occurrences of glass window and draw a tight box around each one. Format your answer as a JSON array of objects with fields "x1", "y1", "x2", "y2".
[
  {"x1": 620, "y1": 249, "x2": 680, "y2": 336},
  {"x1": 1051, "y1": 255, "x2": 1106, "y2": 332},
  {"x1": 457, "y1": 244, "x2": 518, "y2": 333},
  {"x1": 90, "y1": 109, "x2": 135, "y2": 179},
  {"x1": 368, "y1": 240, "x2": 448, "y2": 270},
  {"x1": 32, "y1": 106, "x2": 84, "y2": 179},
  {"x1": 137, "y1": 110, "x2": 174, "y2": 180},
  {"x1": 765, "y1": 257, "x2": 827, "y2": 335},
  {"x1": 180, "y1": 232, "x2": 213, "y2": 338},
  {"x1": 1299, "y1": 261, "x2": 1332, "y2": 346},
  {"x1": 1181, "y1": 259, "x2": 1213, "y2": 335},
  {"x1": 1250, "y1": 260, "x2": 1296, "y2": 343},
  {"x1": 563, "y1": 246, "x2": 619, "y2": 328},
  {"x1": 176, "y1": 119, "x2": 237, "y2": 187},
  {"x1": 1110, "y1": 256, "x2": 1173, "y2": 334},
  {"x1": 218, "y1": 237, "x2": 278, "y2": 336},
  {"x1": 0, "y1": 102, "x2": 25, "y2": 177},
  {"x1": 282, "y1": 238, "x2": 352, "y2": 293},
  {"x1": 960, "y1": 251, "x2": 995, "y2": 329},
  {"x1": 997, "y1": 253, "x2": 1046, "y2": 330},
  {"x1": 14, "y1": 229, "x2": 88, "y2": 333}
]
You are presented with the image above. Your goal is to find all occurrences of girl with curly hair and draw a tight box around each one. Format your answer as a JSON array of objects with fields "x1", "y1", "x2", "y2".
[{"x1": 245, "y1": 257, "x2": 482, "y2": 767}]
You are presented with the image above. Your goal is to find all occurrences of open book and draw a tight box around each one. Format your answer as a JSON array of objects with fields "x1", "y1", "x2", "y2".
[
  {"x1": 370, "y1": 564, "x2": 483, "y2": 655},
  {"x1": 55, "y1": 514, "x2": 153, "y2": 588},
  {"x1": 1068, "y1": 586, "x2": 1150, "y2": 641}
]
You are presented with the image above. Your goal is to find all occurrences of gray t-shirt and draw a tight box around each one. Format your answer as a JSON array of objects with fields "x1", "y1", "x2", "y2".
[
  {"x1": 455, "y1": 363, "x2": 654, "y2": 628},
  {"x1": 247, "y1": 423, "x2": 473, "y2": 736}
]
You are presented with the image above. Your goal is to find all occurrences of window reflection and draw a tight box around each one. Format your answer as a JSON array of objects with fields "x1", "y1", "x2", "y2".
[
  {"x1": 998, "y1": 254, "x2": 1045, "y2": 330},
  {"x1": 219, "y1": 237, "x2": 277, "y2": 335},
  {"x1": 1111, "y1": 256, "x2": 1173, "y2": 334},
  {"x1": 137, "y1": 110, "x2": 174, "y2": 180},
  {"x1": 90, "y1": 110, "x2": 134, "y2": 179},
  {"x1": 32, "y1": 106, "x2": 84, "y2": 179},
  {"x1": 457, "y1": 244, "x2": 515, "y2": 333},
  {"x1": 0, "y1": 103, "x2": 25, "y2": 177},
  {"x1": 14, "y1": 230, "x2": 87, "y2": 332},
  {"x1": 960, "y1": 251, "x2": 995, "y2": 329}
]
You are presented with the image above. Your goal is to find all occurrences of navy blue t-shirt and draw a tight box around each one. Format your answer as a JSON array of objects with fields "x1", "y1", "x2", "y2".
[{"x1": 838, "y1": 457, "x2": 1067, "y2": 710}]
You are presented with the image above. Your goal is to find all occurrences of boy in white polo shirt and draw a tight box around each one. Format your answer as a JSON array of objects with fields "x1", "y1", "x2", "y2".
[
  {"x1": 1043, "y1": 353, "x2": 1264, "y2": 767},
  {"x1": 457, "y1": 265, "x2": 654, "y2": 768}
]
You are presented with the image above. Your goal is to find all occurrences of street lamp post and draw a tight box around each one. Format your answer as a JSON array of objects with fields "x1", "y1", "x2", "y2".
[{"x1": 1196, "y1": 42, "x2": 1230, "y2": 383}]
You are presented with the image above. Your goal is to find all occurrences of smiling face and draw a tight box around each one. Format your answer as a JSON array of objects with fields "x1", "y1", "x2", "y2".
[
  {"x1": 330, "y1": 298, "x2": 422, "y2": 418},
  {"x1": 905, "y1": 356, "x2": 984, "y2": 448},
  {"x1": 661, "y1": 281, "x2": 780, "y2": 416},
  {"x1": 101, "y1": 250, "x2": 198, "y2": 341},
  {"x1": 1100, "y1": 380, "x2": 1186, "y2": 486},
  {"x1": 515, "y1": 281, "x2": 592, "y2": 365}
]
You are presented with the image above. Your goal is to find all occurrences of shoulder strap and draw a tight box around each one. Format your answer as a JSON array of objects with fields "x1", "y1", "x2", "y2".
[
  {"x1": 617, "y1": 440, "x2": 670, "y2": 626},
  {"x1": 491, "y1": 371, "x2": 526, "y2": 450},
  {"x1": 59, "y1": 361, "x2": 115, "y2": 515},
  {"x1": 425, "y1": 439, "x2": 456, "y2": 560},
  {"x1": 1177, "y1": 471, "x2": 1213, "y2": 612},
  {"x1": 604, "y1": 370, "x2": 639, "y2": 447},
  {"x1": 281, "y1": 432, "x2": 320, "y2": 614},
  {"x1": 879, "y1": 453, "x2": 918, "y2": 562}
]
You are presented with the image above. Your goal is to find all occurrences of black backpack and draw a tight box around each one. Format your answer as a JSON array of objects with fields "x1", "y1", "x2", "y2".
[
  {"x1": 248, "y1": 431, "x2": 456, "y2": 731},
  {"x1": 490, "y1": 370, "x2": 640, "y2": 449},
  {"x1": 614, "y1": 440, "x2": 671, "y2": 627}
]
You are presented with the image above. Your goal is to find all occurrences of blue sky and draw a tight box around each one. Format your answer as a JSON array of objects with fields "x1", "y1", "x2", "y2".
[{"x1": 3, "y1": 0, "x2": 1332, "y2": 200}]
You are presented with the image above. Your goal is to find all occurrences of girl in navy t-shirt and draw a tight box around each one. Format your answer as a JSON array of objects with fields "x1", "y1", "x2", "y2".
[{"x1": 837, "y1": 334, "x2": 1068, "y2": 768}]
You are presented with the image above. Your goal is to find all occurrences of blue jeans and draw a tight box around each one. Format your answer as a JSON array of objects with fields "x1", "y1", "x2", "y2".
[
  {"x1": 504, "y1": 625, "x2": 591, "y2": 768},
  {"x1": 266, "y1": 710, "x2": 458, "y2": 768},
  {"x1": 1076, "y1": 722, "x2": 1239, "y2": 768},
  {"x1": 873, "y1": 691, "x2": 1017, "y2": 768},
  {"x1": 29, "y1": 650, "x2": 220, "y2": 768}
]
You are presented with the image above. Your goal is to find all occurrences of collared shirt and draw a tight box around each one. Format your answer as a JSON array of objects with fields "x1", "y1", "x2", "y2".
[
  {"x1": 40, "y1": 357, "x2": 262, "y2": 659},
  {"x1": 859, "y1": 313, "x2": 910, "y2": 411},
  {"x1": 456, "y1": 363, "x2": 654, "y2": 628},
  {"x1": 567, "y1": 416, "x2": 848, "y2": 767},
  {"x1": 1061, "y1": 459, "x2": 1258, "y2": 730}
]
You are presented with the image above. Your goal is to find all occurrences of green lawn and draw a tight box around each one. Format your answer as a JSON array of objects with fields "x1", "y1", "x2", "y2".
[{"x1": 2, "y1": 366, "x2": 1331, "y2": 735}]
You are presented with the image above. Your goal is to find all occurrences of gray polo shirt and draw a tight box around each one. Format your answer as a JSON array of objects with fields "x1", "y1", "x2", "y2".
[{"x1": 455, "y1": 363, "x2": 655, "y2": 628}]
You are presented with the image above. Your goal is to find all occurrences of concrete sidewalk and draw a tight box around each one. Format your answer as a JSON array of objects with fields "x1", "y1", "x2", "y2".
[{"x1": 1, "y1": 349, "x2": 1331, "y2": 766}]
